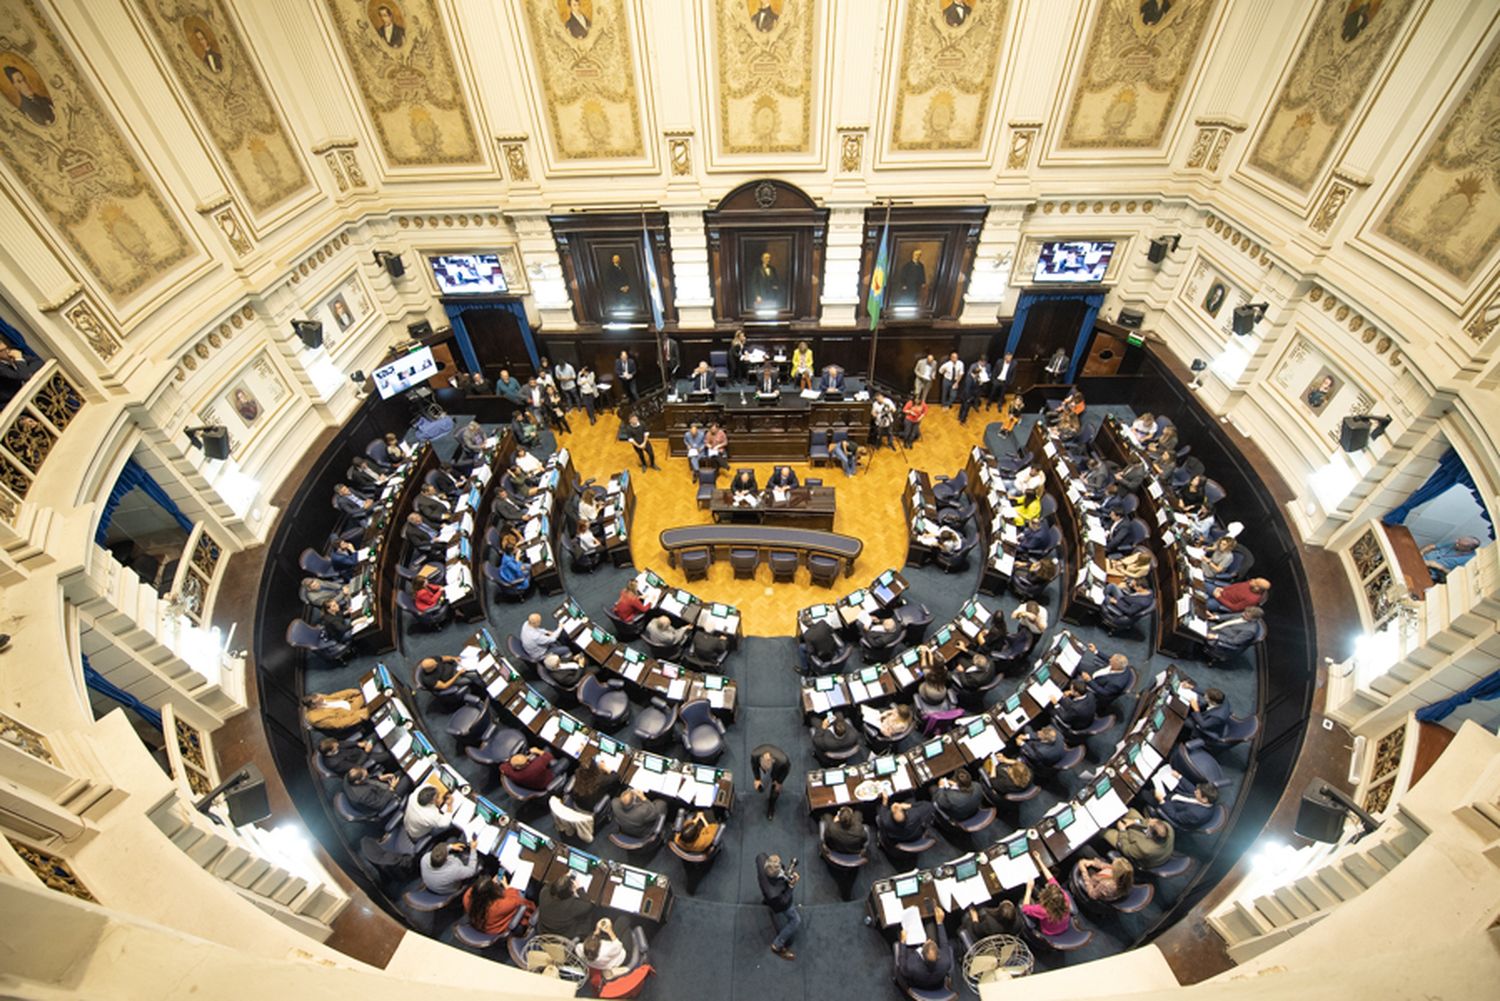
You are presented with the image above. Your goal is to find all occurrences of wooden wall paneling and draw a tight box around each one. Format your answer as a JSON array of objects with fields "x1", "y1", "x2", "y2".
[
  {"x1": 857, "y1": 205, "x2": 990, "y2": 324},
  {"x1": 548, "y1": 212, "x2": 676, "y2": 328}
]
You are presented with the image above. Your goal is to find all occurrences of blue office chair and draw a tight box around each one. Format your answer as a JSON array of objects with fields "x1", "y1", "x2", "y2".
[
  {"x1": 445, "y1": 694, "x2": 492, "y2": 746},
  {"x1": 603, "y1": 608, "x2": 643, "y2": 641},
  {"x1": 934, "y1": 802, "x2": 997, "y2": 839},
  {"x1": 1024, "y1": 916, "x2": 1092, "y2": 953},
  {"x1": 801, "y1": 636, "x2": 852, "y2": 675},
  {"x1": 709, "y1": 350, "x2": 730, "y2": 383},
  {"x1": 935, "y1": 535, "x2": 978, "y2": 574},
  {"x1": 678, "y1": 698, "x2": 726, "y2": 762},
  {"x1": 818, "y1": 818, "x2": 870, "y2": 886},
  {"x1": 1198, "y1": 714, "x2": 1260, "y2": 754},
  {"x1": 996, "y1": 450, "x2": 1033, "y2": 475},
  {"x1": 333, "y1": 790, "x2": 391, "y2": 825},
  {"x1": 400, "y1": 882, "x2": 465, "y2": 933},
  {"x1": 880, "y1": 827, "x2": 938, "y2": 862},
  {"x1": 299, "y1": 548, "x2": 341, "y2": 580},
  {"x1": 809, "y1": 430, "x2": 831, "y2": 466},
  {"x1": 1039, "y1": 493, "x2": 1060, "y2": 522},
  {"x1": 893, "y1": 602, "x2": 934, "y2": 643},
  {"x1": 287, "y1": 618, "x2": 349, "y2": 662},
  {"x1": 464, "y1": 720, "x2": 527, "y2": 768},
  {"x1": 932, "y1": 470, "x2": 968, "y2": 506},
  {"x1": 1139, "y1": 854, "x2": 1194, "y2": 880},
  {"x1": 668, "y1": 812, "x2": 727, "y2": 871},
  {"x1": 632, "y1": 697, "x2": 679, "y2": 748},
  {"x1": 808, "y1": 553, "x2": 842, "y2": 587},
  {"x1": 695, "y1": 467, "x2": 719, "y2": 508},
  {"x1": 535, "y1": 659, "x2": 581, "y2": 706},
  {"x1": 680, "y1": 547, "x2": 711, "y2": 582},
  {"x1": 805, "y1": 477, "x2": 824, "y2": 487},
  {"x1": 769, "y1": 549, "x2": 800, "y2": 583},
  {"x1": 452, "y1": 904, "x2": 528, "y2": 952},
  {"x1": 609, "y1": 809, "x2": 667, "y2": 854},
  {"x1": 505, "y1": 633, "x2": 540, "y2": 670},
  {"x1": 1055, "y1": 712, "x2": 1118, "y2": 748},
  {"x1": 578, "y1": 675, "x2": 630, "y2": 730},
  {"x1": 1170, "y1": 740, "x2": 1233, "y2": 791},
  {"x1": 396, "y1": 589, "x2": 448, "y2": 631}
]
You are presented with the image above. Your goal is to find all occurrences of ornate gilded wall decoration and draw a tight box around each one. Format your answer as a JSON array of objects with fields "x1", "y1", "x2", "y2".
[
  {"x1": 1185, "y1": 126, "x2": 1214, "y2": 168},
  {"x1": 1060, "y1": 0, "x2": 1217, "y2": 150},
  {"x1": 1465, "y1": 289, "x2": 1499, "y2": 343},
  {"x1": 838, "y1": 130, "x2": 863, "y2": 172},
  {"x1": 711, "y1": 0, "x2": 818, "y2": 155},
  {"x1": 338, "y1": 148, "x2": 367, "y2": 186},
  {"x1": 1376, "y1": 44, "x2": 1500, "y2": 283},
  {"x1": 322, "y1": 0, "x2": 480, "y2": 166},
  {"x1": 206, "y1": 201, "x2": 252, "y2": 256},
  {"x1": 0, "y1": 0, "x2": 194, "y2": 301},
  {"x1": 324, "y1": 151, "x2": 348, "y2": 192},
  {"x1": 520, "y1": 0, "x2": 645, "y2": 160},
  {"x1": 61, "y1": 297, "x2": 121, "y2": 360},
  {"x1": 668, "y1": 133, "x2": 693, "y2": 175},
  {"x1": 1207, "y1": 130, "x2": 1230, "y2": 171},
  {"x1": 8, "y1": 839, "x2": 96, "y2": 902},
  {"x1": 3, "y1": 415, "x2": 55, "y2": 473},
  {"x1": 136, "y1": 1, "x2": 310, "y2": 216},
  {"x1": 500, "y1": 140, "x2": 530, "y2": 181},
  {"x1": 890, "y1": 0, "x2": 1010, "y2": 152},
  {"x1": 1311, "y1": 181, "x2": 1352, "y2": 233},
  {"x1": 1005, "y1": 124, "x2": 1037, "y2": 169},
  {"x1": 1246, "y1": 0, "x2": 1416, "y2": 195},
  {"x1": 0, "y1": 710, "x2": 57, "y2": 765}
]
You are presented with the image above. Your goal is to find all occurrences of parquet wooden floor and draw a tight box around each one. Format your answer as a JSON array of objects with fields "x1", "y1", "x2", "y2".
[{"x1": 554, "y1": 404, "x2": 994, "y2": 635}]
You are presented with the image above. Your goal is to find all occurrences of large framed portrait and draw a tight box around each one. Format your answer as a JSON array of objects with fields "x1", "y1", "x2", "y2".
[
  {"x1": 740, "y1": 236, "x2": 792, "y2": 316},
  {"x1": 588, "y1": 241, "x2": 650, "y2": 322},
  {"x1": 888, "y1": 235, "x2": 946, "y2": 315}
]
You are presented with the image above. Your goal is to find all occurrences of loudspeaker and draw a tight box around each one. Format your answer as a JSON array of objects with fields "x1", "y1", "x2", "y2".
[
  {"x1": 199, "y1": 426, "x2": 231, "y2": 461},
  {"x1": 383, "y1": 254, "x2": 405, "y2": 279},
  {"x1": 407, "y1": 320, "x2": 433, "y2": 338},
  {"x1": 1340, "y1": 416, "x2": 1373, "y2": 452},
  {"x1": 293, "y1": 319, "x2": 324, "y2": 349},
  {"x1": 1293, "y1": 784, "x2": 1347, "y2": 843},
  {"x1": 1232, "y1": 305, "x2": 1259, "y2": 336},
  {"x1": 1117, "y1": 308, "x2": 1144, "y2": 329},
  {"x1": 1147, "y1": 238, "x2": 1169, "y2": 264},
  {"x1": 222, "y1": 764, "x2": 272, "y2": 826}
]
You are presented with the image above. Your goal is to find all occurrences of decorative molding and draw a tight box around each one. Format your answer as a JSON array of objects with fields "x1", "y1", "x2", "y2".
[
  {"x1": 889, "y1": 0, "x2": 1012, "y2": 153},
  {"x1": 1310, "y1": 180, "x2": 1353, "y2": 234},
  {"x1": 60, "y1": 295, "x2": 123, "y2": 361},
  {"x1": 838, "y1": 130, "x2": 864, "y2": 173},
  {"x1": 201, "y1": 200, "x2": 253, "y2": 257},
  {"x1": 1201, "y1": 212, "x2": 1274, "y2": 268},
  {"x1": 0, "y1": 710, "x2": 57, "y2": 765},
  {"x1": 710, "y1": 0, "x2": 819, "y2": 156},
  {"x1": 497, "y1": 136, "x2": 531, "y2": 182},
  {"x1": 1005, "y1": 124, "x2": 1038, "y2": 170},
  {"x1": 1463, "y1": 289, "x2": 1500, "y2": 344},
  {"x1": 667, "y1": 133, "x2": 693, "y2": 176},
  {"x1": 8, "y1": 839, "x2": 96, "y2": 902},
  {"x1": 1185, "y1": 127, "x2": 1214, "y2": 169},
  {"x1": 518, "y1": 0, "x2": 646, "y2": 161}
]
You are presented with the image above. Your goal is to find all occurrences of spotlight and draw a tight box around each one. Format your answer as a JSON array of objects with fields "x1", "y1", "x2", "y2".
[
  {"x1": 1339, "y1": 414, "x2": 1393, "y2": 452},
  {"x1": 350, "y1": 370, "x2": 370, "y2": 400},
  {"x1": 1232, "y1": 302, "x2": 1269, "y2": 336},
  {"x1": 1188, "y1": 357, "x2": 1207, "y2": 390},
  {"x1": 373, "y1": 250, "x2": 405, "y2": 279},
  {"x1": 292, "y1": 319, "x2": 323, "y2": 349},
  {"x1": 1147, "y1": 234, "x2": 1181, "y2": 264},
  {"x1": 185, "y1": 425, "x2": 231, "y2": 461}
]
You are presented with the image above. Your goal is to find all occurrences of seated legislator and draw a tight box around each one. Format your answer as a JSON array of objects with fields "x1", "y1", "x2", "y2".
[
  {"x1": 820, "y1": 364, "x2": 845, "y2": 394},
  {"x1": 1185, "y1": 686, "x2": 1232, "y2": 742},
  {"x1": 579, "y1": 918, "x2": 629, "y2": 978},
  {"x1": 756, "y1": 361, "x2": 779, "y2": 396},
  {"x1": 690, "y1": 629, "x2": 730, "y2": 666},
  {"x1": 541, "y1": 653, "x2": 584, "y2": 689},
  {"x1": 965, "y1": 900, "x2": 1023, "y2": 942},
  {"x1": 810, "y1": 714, "x2": 860, "y2": 757},
  {"x1": 1016, "y1": 725, "x2": 1065, "y2": 771},
  {"x1": 318, "y1": 735, "x2": 373, "y2": 775},
  {"x1": 1011, "y1": 489, "x2": 1042, "y2": 526},
  {"x1": 501, "y1": 746, "x2": 558, "y2": 791},
  {"x1": 876, "y1": 703, "x2": 914, "y2": 740},
  {"x1": 1021, "y1": 862, "x2": 1075, "y2": 938},
  {"x1": 895, "y1": 907, "x2": 953, "y2": 993},
  {"x1": 862, "y1": 612, "x2": 904, "y2": 659},
  {"x1": 345, "y1": 456, "x2": 388, "y2": 496},
  {"x1": 417, "y1": 655, "x2": 482, "y2": 699},
  {"x1": 370, "y1": 432, "x2": 407, "y2": 470},
  {"x1": 1015, "y1": 518, "x2": 1054, "y2": 556},
  {"x1": 1052, "y1": 679, "x2": 1098, "y2": 732},
  {"x1": 791, "y1": 341, "x2": 814, "y2": 389},
  {"x1": 302, "y1": 689, "x2": 368, "y2": 732},
  {"x1": 415, "y1": 483, "x2": 453, "y2": 523},
  {"x1": 1201, "y1": 536, "x2": 1240, "y2": 580},
  {"x1": 402, "y1": 513, "x2": 441, "y2": 557},
  {"x1": 877, "y1": 793, "x2": 937, "y2": 846},
  {"x1": 1422, "y1": 536, "x2": 1481, "y2": 581},
  {"x1": 1207, "y1": 578, "x2": 1270, "y2": 616},
  {"x1": 1106, "y1": 545, "x2": 1154, "y2": 581},
  {"x1": 1101, "y1": 578, "x2": 1154, "y2": 629},
  {"x1": 689, "y1": 361, "x2": 716, "y2": 397},
  {"x1": 683, "y1": 423, "x2": 707, "y2": 474},
  {"x1": 1103, "y1": 509, "x2": 1137, "y2": 558},
  {"x1": 644, "y1": 614, "x2": 691, "y2": 651},
  {"x1": 537, "y1": 874, "x2": 594, "y2": 941},
  {"x1": 704, "y1": 423, "x2": 729, "y2": 466},
  {"x1": 731, "y1": 468, "x2": 759, "y2": 495},
  {"x1": 952, "y1": 649, "x2": 997, "y2": 695},
  {"x1": 403, "y1": 784, "x2": 456, "y2": 841},
  {"x1": 327, "y1": 538, "x2": 360, "y2": 576},
  {"x1": 421, "y1": 838, "x2": 480, "y2": 896},
  {"x1": 1012, "y1": 600, "x2": 1049, "y2": 638},
  {"x1": 574, "y1": 524, "x2": 604, "y2": 570},
  {"x1": 567, "y1": 758, "x2": 618, "y2": 812},
  {"x1": 456, "y1": 420, "x2": 488, "y2": 466},
  {"x1": 1151, "y1": 770, "x2": 1219, "y2": 831},
  {"x1": 1104, "y1": 809, "x2": 1175, "y2": 869},
  {"x1": 0, "y1": 346, "x2": 43, "y2": 405},
  {"x1": 313, "y1": 600, "x2": 353, "y2": 644},
  {"x1": 1205, "y1": 606, "x2": 1266, "y2": 659},
  {"x1": 1098, "y1": 483, "x2": 1132, "y2": 516},
  {"x1": 1081, "y1": 650, "x2": 1134, "y2": 701},
  {"x1": 341, "y1": 766, "x2": 404, "y2": 814},
  {"x1": 1073, "y1": 856, "x2": 1134, "y2": 904},
  {"x1": 674, "y1": 811, "x2": 720, "y2": 854},
  {"x1": 576, "y1": 489, "x2": 604, "y2": 530},
  {"x1": 767, "y1": 465, "x2": 799, "y2": 490},
  {"x1": 1115, "y1": 460, "x2": 1148, "y2": 494},
  {"x1": 612, "y1": 788, "x2": 668, "y2": 838},
  {"x1": 463, "y1": 873, "x2": 534, "y2": 936},
  {"x1": 613, "y1": 579, "x2": 652, "y2": 623},
  {"x1": 1126, "y1": 411, "x2": 1161, "y2": 446},
  {"x1": 980, "y1": 754, "x2": 1033, "y2": 797},
  {"x1": 1012, "y1": 556, "x2": 1059, "y2": 597},
  {"x1": 823, "y1": 806, "x2": 867, "y2": 854},
  {"x1": 520, "y1": 612, "x2": 567, "y2": 661},
  {"x1": 300, "y1": 575, "x2": 347, "y2": 609},
  {"x1": 1082, "y1": 457, "x2": 1116, "y2": 498},
  {"x1": 332, "y1": 483, "x2": 373, "y2": 523},
  {"x1": 493, "y1": 368, "x2": 524, "y2": 404},
  {"x1": 497, "y1": 541, "x2": 531, "y2": 590},
  {"x1": 932, "y1": 768, "x2": 982, "y2": 821}
]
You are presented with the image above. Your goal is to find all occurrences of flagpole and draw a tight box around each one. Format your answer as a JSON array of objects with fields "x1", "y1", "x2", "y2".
[
  {"x1": 642, "y1": 208, "x2": 667, "y2": 389},
  {"x1": 866, "y1": 198, "x2": 894, "y2": 384}
]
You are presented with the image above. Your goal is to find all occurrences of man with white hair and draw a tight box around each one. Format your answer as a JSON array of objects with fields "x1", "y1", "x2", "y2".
[
  {"x1": 519, "y1": 612, "x2": 567, "y2": 661},
  {"x1": 1421, "y1": 536, "x2": 1482, "y2": 581}
]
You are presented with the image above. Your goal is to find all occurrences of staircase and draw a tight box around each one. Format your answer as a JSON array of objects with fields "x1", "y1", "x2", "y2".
[{"x1": 1207, "y1": 807, "x2": 1429, "y2": 963}]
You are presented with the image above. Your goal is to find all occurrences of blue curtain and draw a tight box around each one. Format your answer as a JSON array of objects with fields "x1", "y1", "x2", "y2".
[
  {"x1": 1382, "y1": 448, "x2": 1493, "y2": 536},
  {"x1": 1415, "y1": 667, "x2": 1500, "y2": 724},
  {"x1": 1004, "y1": 291, "x2": 1107, "y2": 383},
  {"x1": 82, "y1": 654, "x2": 163, "y2": 730},
  {"x1": 443, "y1": 301, "x2": 537, "y2": 372},
  {"x1": 96, "y1": 458, "x2": 195, "y2": 544},
  {"x1": 0, "y1": 313, "x2": 39, "y2": 358}
]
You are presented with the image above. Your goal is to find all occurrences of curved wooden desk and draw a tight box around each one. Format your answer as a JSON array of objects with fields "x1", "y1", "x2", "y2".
[{"x1": 659, "y1": 525, "x2": 863, "y2": 577}]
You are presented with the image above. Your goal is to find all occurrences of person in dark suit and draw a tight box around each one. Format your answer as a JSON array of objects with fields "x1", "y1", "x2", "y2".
[
  {"x1": 342, "y1": 767, "x2": 405, "y2": 814},
  {"x1": 767, "y1": 465, "x2": 799, "y2": 489},
  {"x1": 756, "y1": 361, "x2": 779, "y2": 396},
  {"x1": 823, "y1": 806, "x2": 867, "y2": 854},
  {"x1": 689, "y1": 361, "x2": 716, "y2": 396},
  {"x1": 5, "y1": 66, "x2": 54, "y2": 126},
  {"x1": 757, "y1": 853, "x2": 800, "y2": 960},
  {"x1": 192, "y1": 28, "x2": 224, "y2": 73},
  {"x1": 932, "y1": 769, "x2": 982, "y2": 822},
  {"x1": 663, "y1": 336, "x2": 681, "y2": 379},
  {"x1": 564, "y1": 0, "x2": 591, "y2": 38},
  {"x1": 1186, "y1": 687, "x2": 1231, "y2": 742},
  {"x1": 318, "y1": 735, "x2": 373, "y2": 775},
  {"x1": 893, "y1": 248, "x2": 927, "y2": 306},
  {"x1": 751, "y1": 744, "x2": 790, "y2": 820},
  {"x1": 956, "y1": 368, "x2": 981, "y2": 424},
  {"x1": 944, "y1": 0, "x2": 974, "y2": 27},
  {"x1": 327, "y1": 539, "x2": 360, "y2": 576},
  {"x1": 1016, "y1": 518, "x2": 1054, "y2": 556},
  {"x1": 402, "y1": 513, "x2": 440, "y2": 556},
  {"x1": 346, "y1": 457, "x2": 388, "y2": 496},
  {"x1": 1104, "y1": 510, "x2": 1136, "y2": 557},
  {"x1": 800, "y1": 618, "x2": 841, "y2": 669},
  {"x1": 0, "y1": 347, "x2": 42, "y2": 404},
  {"x1": 1155, "y1": 776, "x2": 1218, "y2": 830},
  {"x1": 374, "y1": 5, "x2": 405, "y2": 47},
  {"x1": 1102, "y1": 578, "x2": 1155, "y2": 627},
  {"x1": 877, "y1": 794, "x2": 936, "y2": 846},
  {"x1": 820, "y1": 364, "x2": 845, "y2": 394},
  {"x1": 895, "y1": 909, "x2": 953, "y2": 992},
  {"x1": 332, "y1": 483, "x2": 372, "y2": 523},
  {"x1": 1053, "y1": 679, "x2": 1098, "y2": 732},
  {"x1": 614, "y1": 350, "x2": 638, "y2": 400},
  {"x1": 810, "y1": 714, "x2": 859, "y2": 757},
  {"x1": 414, "y1": 484, "x2": 452, "y2": 523},
  {"x1": 751, "y1": 0, "x2": 778, "y2": 32},
  {"x1": 748, "y1": 250, "x2": 783, "y2": 309},
  {"x1": 611, "y1": 788, "x2": 666, "y2": 838},
  {"x1": 1205, "y1": 607, "x2": 1265, "y2": 659},
  {"x1": 730, "y1": 468, "x2": 758, "y2": 495},
  {"x1": 990, "y1": 351, "x2": 1014, "y2": 408},
  {"x1": 1016, "y1": 726, "x2": 1065, "y2": 771},
  {"x1": 1081, "y1": 650, "x2": 1133, "y2": 701}
]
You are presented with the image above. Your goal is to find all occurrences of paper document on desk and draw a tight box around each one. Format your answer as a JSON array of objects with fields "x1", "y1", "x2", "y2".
[
  {"x1": 667, "y1": 678, "x2": 688, "y2": 701},
  {"x1": 932, "y1": 876, "x2": 957, "y2": 912},
  {"x1": 990, "y1": 846, "x2": 1040, "y2": 889},
  {"x1": 1084, "y1": 786, "x2": 1129, "y2": 828},
  {"x1": 563, "y1": 731, "x2": 589, "y2": 759},
  {"x1": 878, "y1": 890, "x2": 902, "y2": 926},
  {"x1": 1188, "y1": 617, "x2": 1210, "y2": 637},
  {"x1": 807, "y1": 689, "x2": 831, "y2": 714},
  {"x1": 526, "y1": 543, "x2": 548, "y2": 565},
  {"x1": 436, "y1": 523, "x2": 459, "y2": 543},
  {"x1": 361, "y1": 675, "x2": 379, "y2": 702},
  {"x1": 900, "y1": 906, "x2": 927, "y2": 945},
  {"x1": 1058, "y1": 642, "x2": 1082, "y2": 675},
  {"x1": 691, "y1": 779, "x2": 717, "y2": 808},
  {"x1": 444, "y1": 581, "x2": 468, "y2": 602},
  {"x1": 962, "y1": 725, "x2": 1004, "y2": 760},
  {"x1": 998, "y1": 551, "x2": 1015, "y2": 575},
  {"x1": 800, "y1": 389, "x2": 823, "y2": 400},
  {"x1": 860, "y1": 705, "x2": 883, "y2": 729},
  {"x1": 1088, "y1": 585, "x2": 1105, "y2": 604},
  {"x1": 1087, "y1": 525, "x2": 1107, "y2": 545},
  {"x1": 1030, "y1": 676, "x2": 1064, "y2": 706},
  {"x1": 953, "y1": 874, "x2": 991, "y2": 908},
  {"x1": 891, "y1": 765, "x2": 914, "y2": 794},
  {"x1": 610, "y1": 884, "x2": 644, "y2": 914}
]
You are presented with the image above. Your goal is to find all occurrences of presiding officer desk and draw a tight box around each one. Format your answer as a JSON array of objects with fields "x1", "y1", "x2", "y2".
[
  {"x1": 663, "y1": 391, "x2": 871, "y2": 463},
  {"x1": 710, "y1": 485, "x2": 837, "y2": 531},
  {"x1": 660, "y1": 523, "x2": 863, "y2": 577}
]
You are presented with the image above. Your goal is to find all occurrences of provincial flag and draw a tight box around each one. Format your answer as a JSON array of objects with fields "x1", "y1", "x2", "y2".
[{"x1": 867, "y1": 221, "x2": 891, "y2": 331}]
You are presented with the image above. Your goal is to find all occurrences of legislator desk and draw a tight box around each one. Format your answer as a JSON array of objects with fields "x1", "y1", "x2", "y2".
[
  {"x1": 662, "y1": 392, "x2": 871, "y2": 463},
  {"x1": 709, "y1": 485, "x2": 836, "y2": 531},
  {"x1": 660, "y1": 524, "x2": 863, "y2": 577},
  {"x1": 355, "y1": 444, "x2": 435, "y2": 655}
]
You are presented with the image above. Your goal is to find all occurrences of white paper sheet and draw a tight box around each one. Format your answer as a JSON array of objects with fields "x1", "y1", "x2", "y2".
[
  {"x1": 900, "y1": 906, "x2": 927, "y2": 944},
  {"x1": 610, "y1": 884, "x2": 644, "y2": 914}
]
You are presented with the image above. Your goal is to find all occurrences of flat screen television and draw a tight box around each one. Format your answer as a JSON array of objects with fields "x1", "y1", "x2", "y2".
[
  {"x1": 371, "y1": 347, "x2": 437, "y2": 399},
  {"x1": 427, "y1": 252, "x2": 507, "y2": 295},
  {"x1": 1033, "y1": 240, "x2": 1115, "y2": 284}
]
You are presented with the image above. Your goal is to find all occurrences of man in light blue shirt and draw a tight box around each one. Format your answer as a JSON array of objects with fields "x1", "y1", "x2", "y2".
[
  {"x1": 520, "y1": 612, "x2": 566, "y2": 661},
  {"x1": 420, "y1": 839, "x2": 479, "y2": 895},
  {"x1": 1422, "y1": 536, "x2": 1481, "y2": 580},
  {"x1": 683, "y1": 422, "x2": 707, "y2": 475}
]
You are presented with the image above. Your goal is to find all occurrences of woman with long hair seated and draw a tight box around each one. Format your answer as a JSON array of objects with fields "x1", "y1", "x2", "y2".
[
  {"x1": 1021, "y1": 859, "x2": 1074, "y2": 938},
  {"x1": 462, "y1": 873, "x2": 534, "y2": 936},
  {"x1": 1072, "y1": 855, "x2": 1134, "y2": 904}
]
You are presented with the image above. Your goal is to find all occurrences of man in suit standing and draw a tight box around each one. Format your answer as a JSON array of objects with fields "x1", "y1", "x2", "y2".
[
  {"x1": 757, "y1": 853, "x2": 800, "y2": 961},
  {"x1": 374, "y1": 5, "x2": 404, "y2": 47},
  {"x1": 614, "y1": 350, "x2": 638, "y2": 400},
  {"x1": 956, "y1": 366, "x2": 981, "y2": 425},
  {"x1": 990, "y1": 351, "x2": 1015, "y2": 408}
]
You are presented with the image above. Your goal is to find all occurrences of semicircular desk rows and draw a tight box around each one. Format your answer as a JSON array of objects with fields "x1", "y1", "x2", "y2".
[{"x1": 260, "y1": 383, "x2": 1285, "y2": 1001}]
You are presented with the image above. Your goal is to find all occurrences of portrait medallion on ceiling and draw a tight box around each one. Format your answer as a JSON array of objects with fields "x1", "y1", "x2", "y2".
[
  {"x1": 0, "y1": 0, "x2": 193, "y2": 302},
  {"x1": 136, "y1": 1, "x2": 310, "y2": 216},
  {"x1": 1246, "y1": 0, "x2": 1419, "y2": 196},
  {"x1": 890, "y1": 0, "x2": 1012, "y2": 153},
  {"x1": 322, "y1": 0, "x2": 481, "y2": 167},
  {"x1": 521, "y1": 0, "x2": 646, "y2": 161},
  {"x1": 1060, "y1": 0, "x2": 1217, "y2": 150},
  {"x1": 712, "y1": 0, "x2": 819, "y2": 156}
]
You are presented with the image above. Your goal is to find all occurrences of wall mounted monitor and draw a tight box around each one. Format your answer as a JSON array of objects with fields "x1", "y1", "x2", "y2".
[
  {"x1": 427, "y1": 252, "x2": 508, "y2": 295},
  {"x1": 1033, "y1": 240, "x2": 1116, "y2": 284},
  {"x1": 370, "y1": 346, "x2": 437, "y2": 399}
]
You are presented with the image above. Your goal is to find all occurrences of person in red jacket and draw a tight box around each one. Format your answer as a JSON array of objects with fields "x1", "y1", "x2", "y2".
[
  {"x1": 501, "y1": 746, "x2": 557, "y2": 790},
  {"x1": 1208, "y1": 577, "x2": 1269, "y2": 616},
  {"x1": 462, "y1": 874, "x2": 535, "y2": 935},
  {"x1": 612, "y1": 579, "x2": 652, "y2": 623}
]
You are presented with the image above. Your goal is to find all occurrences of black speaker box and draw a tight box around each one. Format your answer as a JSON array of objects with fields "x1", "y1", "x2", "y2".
[
  {"x1": 1340, "y1": 416, "x2": 1373, "y2": 452},
  {"x1": 1147, "y1": 239, "x2": 1169, "y2": 264},
  {"x1": 384, "y1": 254, "x2": 406, "y2": 279},
  {"x1": 222, "y1": 764, "x2": 272, "y2": 825},
  {"x1": 1117, "y1": 309, "x2": 1144, "y2": 329},
  {"x1": 294, "y1": 320, "x2": 324, "y2": 349},
  {"x1": 1293, "y1": 784, "x2": 1347, "y2": 843},
  {"x1": 408, "y1": 320, "x2": 433, "y2": 338},
  {"x1": 1232, "y1": 305, "x2": 1259, "y2": 336},
  {"x1": 199, "y1": 426, "x2": 231, "y2": 462}
]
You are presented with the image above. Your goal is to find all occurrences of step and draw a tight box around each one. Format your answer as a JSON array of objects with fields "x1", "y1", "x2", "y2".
[
  {"x1": 1208, "y1": 905, "x2": 1266, "y2": 947},
  {"x1": 1313, "y1": 865, "x2": 1364, "y2": 901},
  {"x1": 1365, "y1": 841, "x2": 1403, "y2": 872},
  {"x1": 1291, "y1": 874, "x2": 1340, "y2": 911},
  {"x1": 1386, "y1": 823, "x2": 1426, "y2": 858},
  {"x1": 1226, "y1": 926, "x2": 1293, "y2": 965},
  {"x1": 1340, "y1": 854, "x2": 1383, "y2": 889},
  {"x1": 1272, "y1": 885, "x2": 1318, "y2": 921},
  {"x1": 1252, "y1": 894, "x2": 1297, "y2": 929}
]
